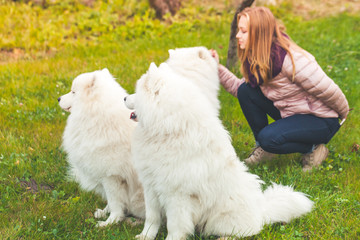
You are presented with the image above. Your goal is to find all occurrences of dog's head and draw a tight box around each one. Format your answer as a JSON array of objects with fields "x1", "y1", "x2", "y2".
[
  {"x1": 124, "y1": 62, "x2": 164, "y2": 123},
  {"x1": 58, "y1": 68, "x2": 112, "y2": 112},
  {"x1": 124, "y1": 62, "x2": 215, "y2": 134},
  {"x1": 167, "y1": 46, "x2": 217, "y2": 70},
  {"x1": 166, "y1": 46, "x2": 220, "y2": 111}
]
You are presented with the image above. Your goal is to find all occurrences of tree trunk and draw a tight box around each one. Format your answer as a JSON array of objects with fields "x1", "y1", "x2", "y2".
[
  {"x1": 226, "y1": 0, "x2": 255, "y2": 69},
  {"x1": 149, "y1": 0, "x2": 181, "y2": 19}
]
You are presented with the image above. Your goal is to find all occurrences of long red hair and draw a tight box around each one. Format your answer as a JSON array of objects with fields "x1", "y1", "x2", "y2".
[{"x1": 237, "y1": 7, "x2": 296, "y2": 84}]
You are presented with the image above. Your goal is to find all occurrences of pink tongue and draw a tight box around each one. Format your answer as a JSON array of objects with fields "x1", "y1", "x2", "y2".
[{"x1": 130, "y1": 112, "x2": 137, "y2": 121}]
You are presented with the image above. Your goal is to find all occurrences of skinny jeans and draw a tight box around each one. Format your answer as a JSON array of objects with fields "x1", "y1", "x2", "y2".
[{"x1": 237, "y1": 83, "x2": 340, "y2": 154}]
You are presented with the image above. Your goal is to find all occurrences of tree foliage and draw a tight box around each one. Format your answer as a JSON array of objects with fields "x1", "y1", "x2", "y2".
[{"x1": 148, "y1": 0, "x2": 181, "y2": 19}]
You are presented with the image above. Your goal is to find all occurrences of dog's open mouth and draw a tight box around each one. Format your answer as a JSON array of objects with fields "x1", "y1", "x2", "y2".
[{"x1": 130, "y1": 111, "x2": 138, "y2": 122}]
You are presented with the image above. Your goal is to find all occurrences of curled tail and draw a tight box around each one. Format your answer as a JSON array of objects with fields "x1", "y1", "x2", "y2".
[{"x1": 262, "y1": 184, "x2": 313, "y2": 224}]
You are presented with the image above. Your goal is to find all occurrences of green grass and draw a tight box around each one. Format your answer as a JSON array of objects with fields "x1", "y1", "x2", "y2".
[{"x1": 1, "y1": 1, "x2": 359, "y2": 239}]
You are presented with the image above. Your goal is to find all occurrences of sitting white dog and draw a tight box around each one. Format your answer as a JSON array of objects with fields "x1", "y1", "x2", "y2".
[
  {"x1": 58, "y1": 68, "x2": 145, "y2": 227},
  {"x1": 124, "y1": 47, "x2": 313, "y2": 239}
]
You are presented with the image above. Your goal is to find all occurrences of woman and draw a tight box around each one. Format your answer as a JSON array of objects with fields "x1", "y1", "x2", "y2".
[{"x1": 211, "y1": 7, "x2": 349, "y2": 171}]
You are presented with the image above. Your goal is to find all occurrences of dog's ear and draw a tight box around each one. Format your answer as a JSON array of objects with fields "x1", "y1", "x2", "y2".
[
  {"x1": 88, "y1": 74, "x2": 96, "y2": 88},
  {"x1": 146, "y1": 62, "x2": 161, "y2": 88},
  {"x1": 102, "y1": 68, "x2": 110, "y2": 75},
  {"x1": 168, "y1": 49, "x2": 175, "y2": 58},
  {"x1": 144, "y1": 62, "x2": 163, "y2": 96},
  {"x1": 80, "y1": 73, "x2": 97, "y2": 97},
  {"x1": 148, "y1": 62, "x2": 158, "y2": 75},
  {"x1": 198, "y1": 47, "x2": 207, "y2": 60}
]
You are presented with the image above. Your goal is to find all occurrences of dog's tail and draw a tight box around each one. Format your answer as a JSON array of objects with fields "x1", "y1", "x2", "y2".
[{"x1": 262, "y1": 183, "x2": 313, "y2": 224}]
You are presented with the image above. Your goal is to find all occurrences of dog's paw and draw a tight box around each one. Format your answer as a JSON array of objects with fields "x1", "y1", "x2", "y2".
[
  {"x1": 135, "y1": 234, "x2": 153, "y2": 240},
  {"x1": 165, "y1": 233, "x2": 188, "y2": 240},
  {"x1": 95, "y1": 220, "x2": 109, "y2": 228},
  {"x1": 94, "y1": 208, "x2": 107, "y2": 219},
  {"x1": 95, "y1": 213, "x2": 125, "y2": 228}
]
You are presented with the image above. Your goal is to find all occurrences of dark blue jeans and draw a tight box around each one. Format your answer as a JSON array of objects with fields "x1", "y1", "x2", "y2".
[{"x1": 237, "y1": 83, "x2": 340, "y2": 154}]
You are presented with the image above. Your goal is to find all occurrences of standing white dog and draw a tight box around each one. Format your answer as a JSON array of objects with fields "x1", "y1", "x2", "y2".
[
  {"x1": 59, "y1": 68, "x2": 145, "y2": 227},
  {"x1": 124, "y1": 47, "x2": 313, "y2": 239}
]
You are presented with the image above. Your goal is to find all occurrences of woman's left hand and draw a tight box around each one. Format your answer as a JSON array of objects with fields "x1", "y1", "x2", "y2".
[{"x1": 209, "y1": 49, "x2": 219, "y2": 64}]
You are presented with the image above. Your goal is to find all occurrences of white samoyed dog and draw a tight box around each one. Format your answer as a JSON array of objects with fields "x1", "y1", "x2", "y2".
[
  {"x1": 124, "y1": 47, "x2": 313, "y2": 239},
  {"x1": 58, "y1": 68, "x2": 145, "y2": 227}
]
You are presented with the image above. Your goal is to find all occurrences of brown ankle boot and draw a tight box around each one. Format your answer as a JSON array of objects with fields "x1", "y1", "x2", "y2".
[
  {"x1": 244, "y1": 146, "x2": 275, "y2": 165},
  {"x1": 302, "y1": 144, "x2": 329, "y2": 172}
]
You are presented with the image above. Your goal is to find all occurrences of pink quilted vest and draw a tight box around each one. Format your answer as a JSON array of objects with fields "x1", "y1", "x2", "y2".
[{"x1": 218, "y1": 49, "x2": 349, "y2": 120}]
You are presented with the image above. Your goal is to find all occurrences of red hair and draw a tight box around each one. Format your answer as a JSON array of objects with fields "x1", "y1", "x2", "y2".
[{"x1": 237, "y1": 7, "x2": 296, "y2": 84}]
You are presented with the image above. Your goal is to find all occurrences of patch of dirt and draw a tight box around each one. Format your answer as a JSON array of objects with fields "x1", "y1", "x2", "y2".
[
  {"x1": 0, "y1": 48, "x2": 56, "y2": 65},
  {"x1": 282, "y1": 0, "x2": 360, "y2": 19},
  {"x1": 0, "y1": 48, "x2": 27, "y2": 64},
  {"x1": 19, "y1": 178, "x2": 54, "y2": 193},
  {"x1": 351, "y1": 143, "x2": 360, "y2": 152},
  {"x1": 192, "y1": 0, "x2": 360, "y2": 18}
]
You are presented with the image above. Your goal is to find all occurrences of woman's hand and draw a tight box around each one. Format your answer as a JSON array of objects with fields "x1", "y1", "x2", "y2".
[{"x1": 210, "y1": 49, "x2": 219, "y2": 64}]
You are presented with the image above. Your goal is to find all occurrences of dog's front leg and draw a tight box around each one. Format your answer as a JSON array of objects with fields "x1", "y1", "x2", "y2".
[
  {"x1": 136, "y1": 189, "x2": 162, "y2": 240},
  {"x1": 164, "y1": 195, "x2": 195, "y2": 240},
  {"x1": 96, "y1": 176, "x2": 127, "y2": 227},
  {"x1": 94, "y1": 204, "x2": 110, "y2": 219}
]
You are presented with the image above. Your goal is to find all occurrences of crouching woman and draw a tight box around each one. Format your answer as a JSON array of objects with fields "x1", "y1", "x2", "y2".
[{"x1": 211, "y1": 7, "x2": 349, "y2": 171}]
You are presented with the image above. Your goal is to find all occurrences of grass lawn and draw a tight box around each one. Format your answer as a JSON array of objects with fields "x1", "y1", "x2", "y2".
[{"x1": 1, "y1": 0, "x2": 359, "y2": 239}]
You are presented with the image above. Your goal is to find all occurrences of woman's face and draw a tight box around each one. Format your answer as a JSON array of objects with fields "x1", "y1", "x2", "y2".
[{"x1": 236, "y1": 15, "x2": 249, "y2": 50}]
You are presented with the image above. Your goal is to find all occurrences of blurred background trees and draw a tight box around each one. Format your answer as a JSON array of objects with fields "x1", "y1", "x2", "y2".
[{"x1": 149, "y1": 0, "x2": 181, "y2": 19}]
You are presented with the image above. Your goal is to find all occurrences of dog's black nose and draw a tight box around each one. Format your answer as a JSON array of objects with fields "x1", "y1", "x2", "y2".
[
  {"x1": 57, "y1": 97, "x2": 61, "y2": 102},
  {"x1": 124, "y1": 96, "x2": 127, "y2": 102}
]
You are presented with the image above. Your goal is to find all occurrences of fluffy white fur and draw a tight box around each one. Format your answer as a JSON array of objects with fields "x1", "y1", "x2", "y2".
[
  {"x1": 166, "y1": 47, "x2": 220, "y2": 113},
  {"x1": 124, "y1": 47, "x2": 313, "y2": 239},
  {"x1": 59, "y1": 68, "x2": 145, "y2": 227}
]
